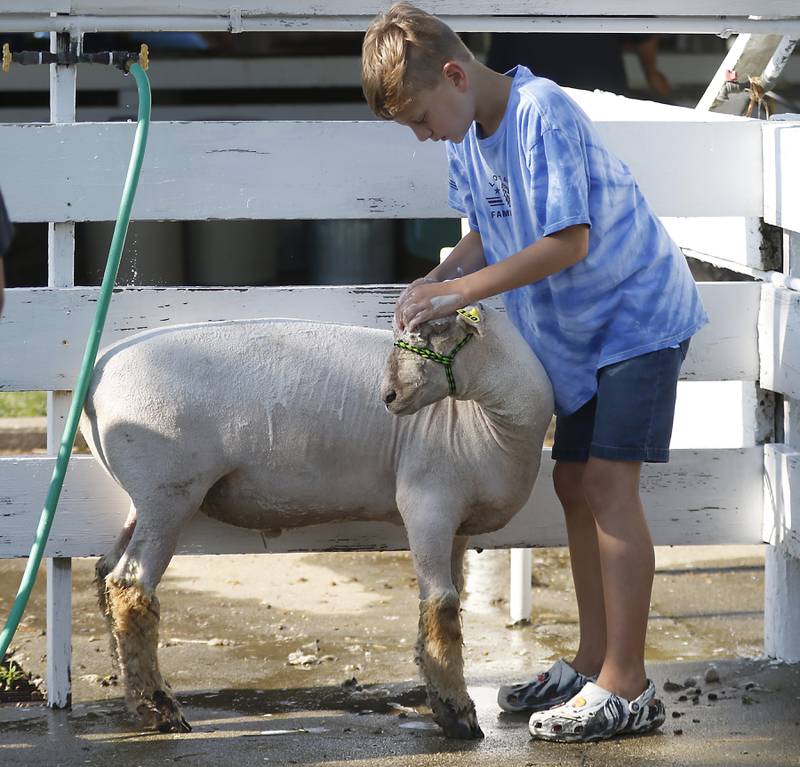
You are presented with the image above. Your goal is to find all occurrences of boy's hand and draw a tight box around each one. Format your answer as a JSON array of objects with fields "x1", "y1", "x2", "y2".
[
  {"x1": 395, "y1": 279, "x2": 466, "y2": 332},
  {"x1": 395, "y1": 276, "x2": 435, "y2": 330}
]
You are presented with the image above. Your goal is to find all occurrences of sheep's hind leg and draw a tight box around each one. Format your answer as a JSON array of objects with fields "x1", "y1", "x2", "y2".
[
  {"x1": 95, "y1": 504, "x2": 137, "y2": 673},
  {"x1": 406, "y1": 517, "x2": 482, "y2": 739},
  {"x1": 105, "y1": 497, "x2": 195, "y2": 733}
]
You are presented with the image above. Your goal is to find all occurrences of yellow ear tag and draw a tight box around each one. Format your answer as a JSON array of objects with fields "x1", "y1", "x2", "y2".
[{"x1": 457, "y1": 306, "x2": 481, "y2": 324}]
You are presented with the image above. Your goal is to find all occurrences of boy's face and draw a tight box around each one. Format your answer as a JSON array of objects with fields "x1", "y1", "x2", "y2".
[{"x1": 394, "y1": 62, "x2": 474, "y2": 144}]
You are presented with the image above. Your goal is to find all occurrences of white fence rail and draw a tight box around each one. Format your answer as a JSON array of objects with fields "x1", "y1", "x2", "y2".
[
  {"x1": 4, "y1": 2, "x2": 800, "y2": 35},
  {"x1": 0, "y1": 111, "x2": 763, "y2": 223},
  {"x1": 0, "y1": 282, "x2": 762, "y2": 391},
  {"x1": 8, "y1": 2, "x2": 799, "y2": 15},
  {"x1": 0, "y1": 447, "x2": 764, "y2": 558}
]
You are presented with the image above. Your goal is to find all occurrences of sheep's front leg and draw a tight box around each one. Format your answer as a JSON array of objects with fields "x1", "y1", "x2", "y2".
[{"x1": 405, "y1": 515, "x2": 482, "y2": 739}]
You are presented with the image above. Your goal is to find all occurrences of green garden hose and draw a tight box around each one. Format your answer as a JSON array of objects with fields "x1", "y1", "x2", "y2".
[{"x1": 0, "y1": 62, "x2": 151, "y2": 663}]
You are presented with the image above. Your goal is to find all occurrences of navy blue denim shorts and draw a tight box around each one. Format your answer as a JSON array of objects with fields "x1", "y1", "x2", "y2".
[{"x1": 551, "y1": 340, "x2": 690, "y2": 464}]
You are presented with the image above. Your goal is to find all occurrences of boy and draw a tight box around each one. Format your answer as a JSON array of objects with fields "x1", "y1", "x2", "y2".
[{"x1": 362, "y1": 3, "x2": 707, "y2": 742}]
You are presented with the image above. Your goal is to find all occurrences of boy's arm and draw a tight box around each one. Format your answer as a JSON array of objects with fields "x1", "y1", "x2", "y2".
[
  {"x1": 426, "y1": 229, "x2": 485, "y2": 281},
  {"x1": 397, "y1": 224, "x2": 588, "y2": 331},
  {"x1": 395, "y1": 229, "x2": 484, "y2": 328}
]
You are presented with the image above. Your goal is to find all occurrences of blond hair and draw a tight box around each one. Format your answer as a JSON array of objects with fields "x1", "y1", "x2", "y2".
[{"x1": 361, "y1": 3, "x2": 473, "y2": 119}]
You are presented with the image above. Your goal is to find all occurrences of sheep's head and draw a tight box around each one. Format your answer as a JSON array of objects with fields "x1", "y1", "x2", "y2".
[{"x1": 381, "y1": 305, "x2": 485, "y2": 416}]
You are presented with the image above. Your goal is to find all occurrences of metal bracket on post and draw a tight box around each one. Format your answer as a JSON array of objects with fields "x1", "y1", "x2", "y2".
[
  {"x1": 229, "y1": 6, "x2": 244, "y2": 34},
  {"x1": 697, "y1": 34, "x2": 798, "y2": 115}
]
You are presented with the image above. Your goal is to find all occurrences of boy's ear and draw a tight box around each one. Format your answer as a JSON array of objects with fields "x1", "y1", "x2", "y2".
[
  {"x1": 442, "y1": 60, "x2": 468, "y2": 91},
  {"x1": 456, "y1": 304, "x2": 485, "y2": 336}
]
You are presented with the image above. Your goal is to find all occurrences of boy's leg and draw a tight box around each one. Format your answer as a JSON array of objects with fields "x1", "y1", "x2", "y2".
[
  {"x1": 552, "y1": 460, "x2": 606, "y2": 675},
  {"x1": 575, "y1": 342, "x2": 688, "y2": 702},
  {"x1": 529, "y1": 343, "x2": 685, "y2": 740},
  {"x1": 582, "y1": 457, "x2": 652, "y2": 701}
]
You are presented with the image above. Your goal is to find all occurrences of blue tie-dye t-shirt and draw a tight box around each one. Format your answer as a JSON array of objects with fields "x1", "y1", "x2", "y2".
[{"x1": 447, "y1": 66, "x2": 708, "y2": 416}]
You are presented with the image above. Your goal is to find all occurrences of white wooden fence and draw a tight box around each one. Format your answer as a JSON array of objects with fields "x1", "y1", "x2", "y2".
[{"x1": 1, "y1": 2, "x2": 800, "y2": 708}]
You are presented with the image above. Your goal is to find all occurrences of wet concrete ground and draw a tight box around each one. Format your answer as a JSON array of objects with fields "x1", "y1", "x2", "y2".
[{"x1": 1, "y1": 546, "x2": 799, "y2": 766}]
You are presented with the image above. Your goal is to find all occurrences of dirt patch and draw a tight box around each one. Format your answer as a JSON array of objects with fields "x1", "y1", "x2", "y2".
[{"x1": 0, "y1": 654, "x2": 44, "y2": 703}]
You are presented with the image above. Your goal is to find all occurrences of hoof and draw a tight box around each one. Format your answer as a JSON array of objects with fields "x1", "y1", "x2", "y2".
[
  {"x1": 156, "y1": 715, "x2": 192, "y2": 734},
  {"x1": 137, "y1": 690, "x2": 192, "y2": 734},
  {"x1": 431, "y1": 696, "x2": 484, "y2": 740},
  {"x1": 153, "y1": 689, "x2": 192, "y2": 733},
  {"x1": 441, "y1": 717, "x2": 485, "y2": 740}
]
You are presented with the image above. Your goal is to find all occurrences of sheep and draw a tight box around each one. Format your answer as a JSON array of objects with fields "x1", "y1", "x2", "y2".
[{"x1": 81, "y1": 303, "x2": 553, "y2": 739}]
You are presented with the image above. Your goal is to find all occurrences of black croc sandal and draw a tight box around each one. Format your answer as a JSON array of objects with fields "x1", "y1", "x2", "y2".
[{"x1": 497, "y1": 659, "x2": 594, "y2": 714}]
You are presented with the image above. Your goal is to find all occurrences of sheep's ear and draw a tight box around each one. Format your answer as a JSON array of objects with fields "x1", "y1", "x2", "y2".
[{"x1": 456, "y1": 304, "x2": 485, "y2": 336}]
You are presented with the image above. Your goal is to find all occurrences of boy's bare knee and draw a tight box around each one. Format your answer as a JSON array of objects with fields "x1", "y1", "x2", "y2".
[
  {"x1": 582, "y1": 459, "x2": 641, "y2": 514},
  {"x1": 553, "y1": 461, "x2": 587, "y2": 510}
]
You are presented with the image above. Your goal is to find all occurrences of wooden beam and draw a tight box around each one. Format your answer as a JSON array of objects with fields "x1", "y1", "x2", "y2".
[
  {"x1": 46, "y1": 29, "x2": 77, "y2": 711},
  {"x1": 14, "y1": 2, "x2": 799, "y2": 15},
  {"x1": 0, "y1": 282, "x2": 760, "y2": 392},
  {"x1": 763, "y1": 119, "x2": 800, "y2": 234},
  {"x1": 3, "y1": 3, "x2": 800, "y2": 36},
  {"x1": 662, "y1": 217, "x2": 771, "y2": 274},
  {"x1": 764, "y1": 444, "x2": 800, "y2": 559},
  {"x1": 764, "y1": 441, "x2": 800, "y2": 662},
  {"x1": 7, "y1": 15, "x2": 800, "y2": 35},
  {"x1": 759, "y1": 285, "x2": 800, "y2": 400},
  {"x1": 0, "y1": 118, "x2": 763, "y2": 222},
  {"x1": 765, "y1": 545, "x2": 800, "y2": 661},
  {"x1": 0, "y1": 447, "x2": 764, "y2": 559}
]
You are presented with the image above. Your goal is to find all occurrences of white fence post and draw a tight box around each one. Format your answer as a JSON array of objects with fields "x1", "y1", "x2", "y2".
[
  {"x1": 509, "y1": 549, "x2": 533, "y2": 624},
  {"x1": 765, "y1": 230, "x2": 800, "y2": 662},
  {"x1": 765, "y1": 544, "x2": 800, "y2": 661},
  {"x1": 45, "y1": 27, "x2": 77, "y2": 709}
]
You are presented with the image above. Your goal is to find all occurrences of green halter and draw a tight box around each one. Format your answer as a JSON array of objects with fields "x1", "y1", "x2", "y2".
[{"x1": 393, "y1": 333, "x2": 473, "y2": 395}]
